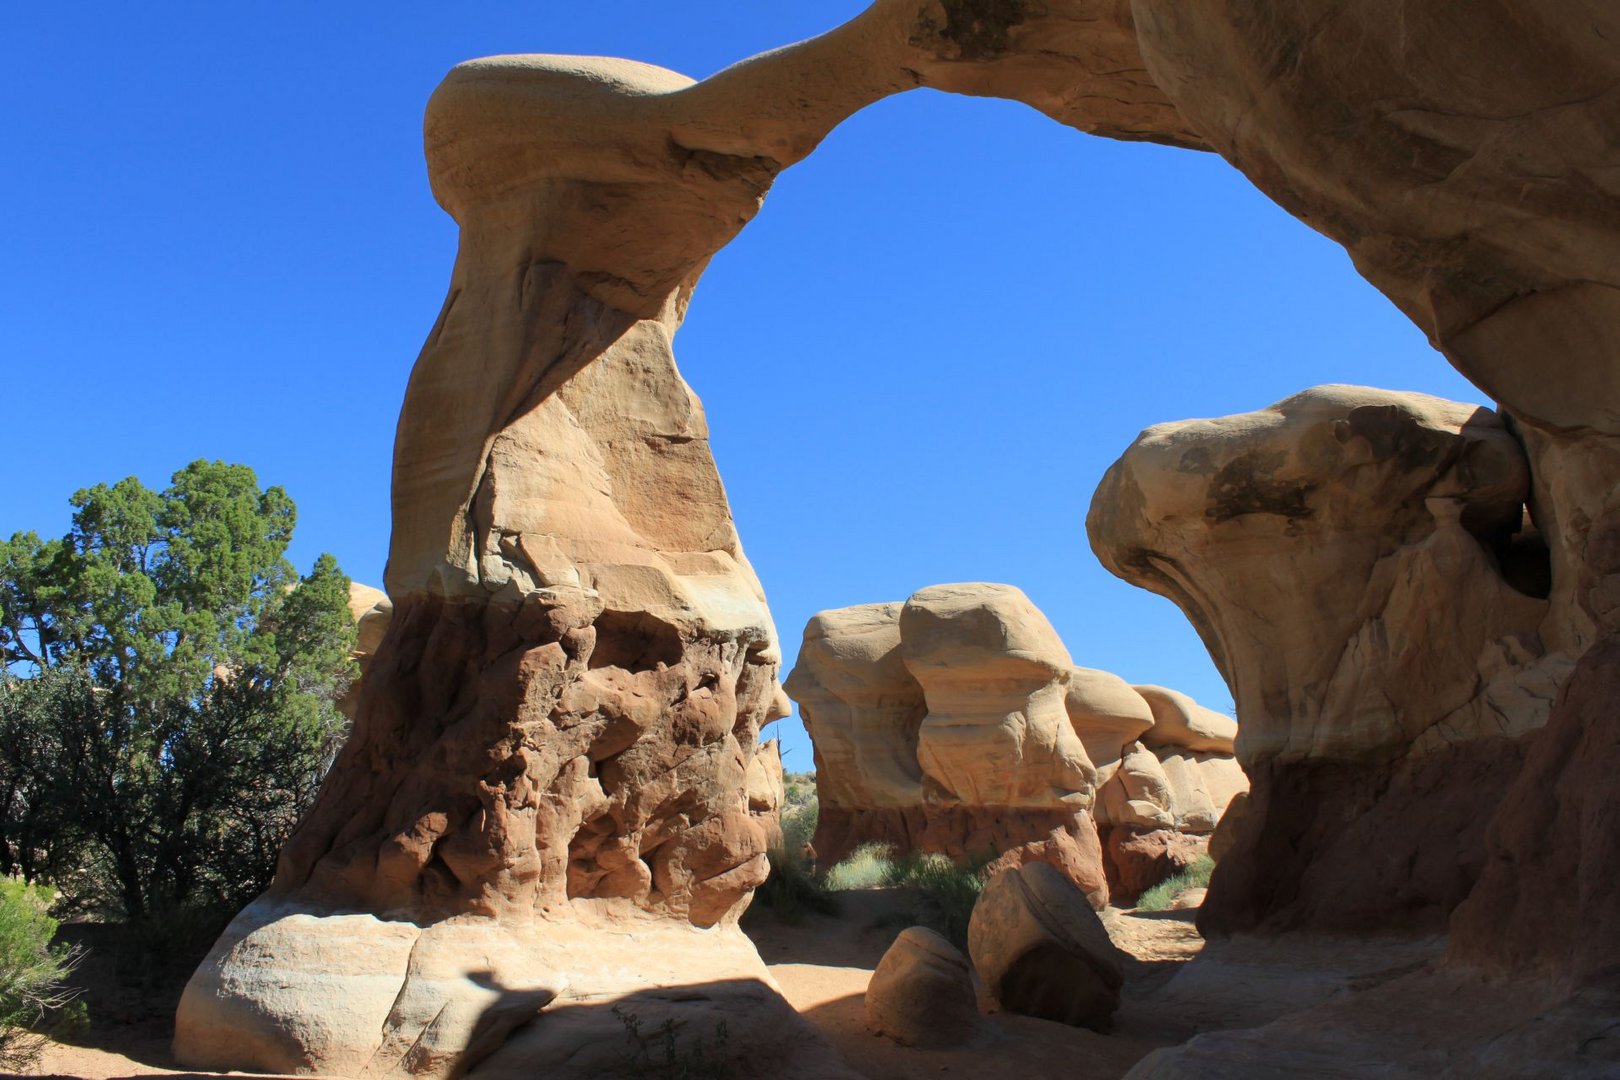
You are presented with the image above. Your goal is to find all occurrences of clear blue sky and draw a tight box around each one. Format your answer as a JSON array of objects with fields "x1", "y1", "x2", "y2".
[{"x1": 5, "y1": 3, "x2": 1485, "y2": 771}]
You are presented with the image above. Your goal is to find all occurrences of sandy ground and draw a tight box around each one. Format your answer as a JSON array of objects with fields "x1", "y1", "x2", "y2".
[{"x1": 32, "y1": 885, "x2": 1438, "y2": 1079}]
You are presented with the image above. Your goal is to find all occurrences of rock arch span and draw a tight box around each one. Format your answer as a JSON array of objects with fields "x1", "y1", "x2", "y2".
[{"x1": 176, "y1": 1, "x2": 1620, "y2": 1075}]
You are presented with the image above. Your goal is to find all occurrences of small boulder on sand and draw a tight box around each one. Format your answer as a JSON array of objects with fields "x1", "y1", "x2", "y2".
[
  {"x1": 865, "y1": 927, "x2": 977, "y2": 1047},
  {"x1": 968, "y1": 862, "x2": 1123, "y2": 1031}
]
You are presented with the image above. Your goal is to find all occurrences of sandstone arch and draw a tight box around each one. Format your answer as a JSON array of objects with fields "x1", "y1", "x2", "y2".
[{"x1": 176, "y1": 0, "x2": 1620, "y2": 1075}]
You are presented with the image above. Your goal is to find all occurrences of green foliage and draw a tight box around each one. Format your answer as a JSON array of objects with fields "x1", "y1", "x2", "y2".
[
  {"x1": 612, "y1": 1003, "x2": 732, "y2": 1080},
  {"x1": 780, "y1": 771, "x2": 816, "y2": 812},
  {"x1": 0, "y1": 878, "x2": 84, "y2": 1071},
  {"x1": 0, "y1": 461, "x2": 354, "y2": 918},
  {"x1": 778, "y1": 788, "x2": 817, "y2": 858},
  {"x1": 750, "y1": 844, "x2": 840, "y2": 926},
  {"x1": 1135, "y1": 855, "x2": 1215, "y2": 913},
  {"x1": 878, "y1": 853, "x2": 989, "y2": 950},
  {"x1": 823, "y1": 846, "x2": 990, "y2": 948},
  {"x1": 823, "y1": 843, "x2": 895, "y2": 892}
]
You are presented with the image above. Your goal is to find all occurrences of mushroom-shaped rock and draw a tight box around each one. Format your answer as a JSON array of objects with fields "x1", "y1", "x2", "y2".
[
  {"x1": 784, "y1": 603, "x2": 927, "y2": 865},
  {"x1": 968, "y1": 862, "x2": 1123, "y2": 1030},
  {"x1": 1090, "y1": 385, "x2": 1556, "y2": 934},
  {"x1": 347, "y1": 582, "x2": 393, "y2": 659},
  {"x1": 900, "y1": 583, "x2": 1095, "y2": 806},
  {"x1": 864, "y1": 927, "x2": 977, "y2": 1048},
  {"x1": 1065, "y1": 666, "x2": 1155, "y2": 785},
  {"x1": 1134, "y1": 685, "x2": 1236, "y2": 755}
]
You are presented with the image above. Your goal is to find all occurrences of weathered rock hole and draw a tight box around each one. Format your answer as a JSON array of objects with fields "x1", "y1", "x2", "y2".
[
  {"x1": 1493, "y1": 523, "x2": 1553, "y2": 600},
  {"x1": 587, "y1": 610, "x2": 684, "y2": 672}
]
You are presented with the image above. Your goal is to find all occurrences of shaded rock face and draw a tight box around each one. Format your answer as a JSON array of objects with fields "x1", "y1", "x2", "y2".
[
  {"x1": 786, "y1": 583, "x2": 1246, "y2": 904},
  {"x1": 968, "y1": 862, "x2": 1124, "y2": 1030},
  {"x1": 1090, "y1": 385, "x2": 1561, "y2": 933}
]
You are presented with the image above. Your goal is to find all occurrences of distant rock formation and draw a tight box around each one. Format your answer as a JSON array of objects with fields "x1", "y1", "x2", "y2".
[
  {"x1": 784, "y1": 582, "x2": 1247, "y2": 902},
  {"x1": 1090, "y1": 385, "x2": 1562, "y2": 932},
  {"x1": 335, "y1": 582, "x2": 392, "y2": 721}
]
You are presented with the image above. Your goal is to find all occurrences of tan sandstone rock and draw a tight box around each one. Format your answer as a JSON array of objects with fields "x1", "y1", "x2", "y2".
[
  {"x1": 864, "y1": 926, "x2": 978, "y2": 1048},
  {"x1": 782, "y1": 602, "x2": 927, "y2": 867},
  {"x1": 1123, "y1": 1, "x2": 1620, "y2": 1003},
  {"x1": 1090, "y1": 385, "x2": 1558, "y2": 933},
  {"x1": 968, "y1": 862, "x2": 1124, "y2": 1031},
  {"x1": 788, "y1": 584, "x2": 1245, "y2": 904},
  {"x1": 1134, "y1": 685, "x2": 1235, "y2": 755},
  {"x1": 178, "y1": 5, "x2": 1213, "y2": 1071},
  {"x1": 336, "y1": 582, "x2": 393, "y2": 721},
  {"x1": 900, "y1": 583, "x2": 1096, "y2": 807},
  {"x1": 746, "y1": 739, "x2": 786, "y2": 850}
]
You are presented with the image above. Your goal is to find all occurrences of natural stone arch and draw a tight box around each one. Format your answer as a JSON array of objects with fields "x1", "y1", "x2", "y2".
[{"x1": 175, "y1": 0, "x2": 1620, "y2": 1075}]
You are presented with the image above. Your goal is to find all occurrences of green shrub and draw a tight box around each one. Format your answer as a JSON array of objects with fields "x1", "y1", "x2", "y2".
[
  {"x1": 880, "y1": 853, "x2": 989, "y2": 949},
  {"x1": 780, "y1": 798, "x2": 817, "y2": 857},
  {"x1": 0, "y1": 461, "x2": 355, "y2": 920},
  {"x1": 750, "y1": 844, "x2": 839, "y2": 925},
  {"x1": 0, "y1": 878, "x2": 84, "y2": 1071},
  {"x1": 823, "y1": 843, "x2": 894, "y2": 891},
  {"x1": 1135, "y1": 855, "x2": 1215, "y2": 913}
]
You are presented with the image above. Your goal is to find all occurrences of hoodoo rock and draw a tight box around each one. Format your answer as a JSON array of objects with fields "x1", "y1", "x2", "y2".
[
  {"x1": 968, "y1": 862, "x2": 1124, "y2": 1031},
  {"x1": 787, "y1": 583, "x2": 1246, "y2": 904},
  {"x1": 336, "y1": 582, "x2": 393, "y2": 721},
  {"x1": 864, "y1": 926, "x2": 978, "y2": 1048},
  {"x1": 1090, "y1": 385, "x2": 1559, "y2": 933},
  {"x1": 781, "y1": 603, "x2": 928, "y2": 867}
]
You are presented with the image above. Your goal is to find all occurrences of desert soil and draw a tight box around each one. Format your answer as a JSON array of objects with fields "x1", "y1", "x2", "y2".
[{"x1": 34, "y1": 887, "x2": 1438, "y2": 1079}]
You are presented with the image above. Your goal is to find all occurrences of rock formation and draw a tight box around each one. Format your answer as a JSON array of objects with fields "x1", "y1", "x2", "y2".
[
  {"x1": 175, "y1": 0, "x2": 1620, "y2": 1072},
  {"x1": 968, "y1": 862, "x2": 1124, "y2": 1030},
  {"x1": 336, "y1": 582, "x2": 393, "y2": 721},
  {"x1": 781, "y1": 602, "x2": 928, "y2": 870},
  {"x1": 746, "y1": 738, "x2": 787, "y2": 850},
  {"x1": 1122, "y1": 0, "x2": 1620, "y2": 987},
  {"x1": 786, "y1": 583, "x2": 1247, "y2": 903},
  {"x1": 1090, "y1": 385, "x2": 1562, "y2": 932},
  {"x1": 176, "y1": 3, "x2": 1212, "y2": 1075},
  {"x1": 864, "y1": 927, "x2": 978, "y2": 1048}
]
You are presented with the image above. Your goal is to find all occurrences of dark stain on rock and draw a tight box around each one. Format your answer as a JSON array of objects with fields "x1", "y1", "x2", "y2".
[
  {"x1": 1343, "y1": 404, "x2": 1450, "y2": 473},
  {"x1": 1207, "y1": 451, "x2": 1315, "y2": 523},
  {"x1": 912, "y1": 0, "x2": 1029, "y2": 60}
]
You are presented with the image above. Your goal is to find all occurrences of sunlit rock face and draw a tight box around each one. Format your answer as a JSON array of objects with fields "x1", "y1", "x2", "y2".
[
  {"x1": 786, "y1": 583, "x2": 1248, "y2": 906},
  {"x1": 1090, "y1": 385, "x2": 1563, "y2": 933},
  {"x1": 174, "y1": 2, "x2": 1212, "y2": 1075}
]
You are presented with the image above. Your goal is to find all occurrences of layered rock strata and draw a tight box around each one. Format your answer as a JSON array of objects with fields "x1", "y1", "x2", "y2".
[
  {"x1": 785, "y1": 583, "x2": 1247, "y2": 902},
  {"x1": 177, "y1": 3, "x2": 1208, "y2": 1075},
  {"x1": 173, "y1": 0, "x2": 1620, "y2": 1072}
]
